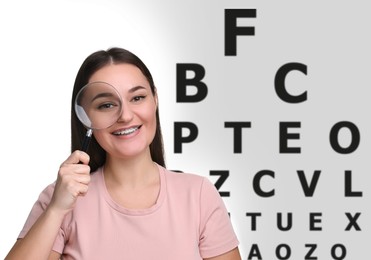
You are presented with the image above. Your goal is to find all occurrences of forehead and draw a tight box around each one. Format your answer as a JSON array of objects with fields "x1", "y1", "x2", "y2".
[{"x1": 89, "y1": 63, "x2": 150, "y2": 91}]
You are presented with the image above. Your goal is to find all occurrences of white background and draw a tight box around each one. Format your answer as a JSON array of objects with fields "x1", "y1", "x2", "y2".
[{"x1": 1, "y1": 0, "x2": 369, "y2": 259}]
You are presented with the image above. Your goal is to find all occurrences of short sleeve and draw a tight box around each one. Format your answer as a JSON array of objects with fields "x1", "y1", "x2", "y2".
[
  {"x1": 17, "y1": 183, "x2": 66, "y2": 254},
  {"x1": 198, "y1": 177, "x2": 239, "y2": 258}
]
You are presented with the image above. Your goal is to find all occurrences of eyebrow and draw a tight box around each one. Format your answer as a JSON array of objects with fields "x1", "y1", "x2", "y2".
[
  {"x1": 129, "y1": 86, "x2": 146, "y2": 93},
  {"x1": 91, "y1": 92, "x2": 116, "y2": 102}
]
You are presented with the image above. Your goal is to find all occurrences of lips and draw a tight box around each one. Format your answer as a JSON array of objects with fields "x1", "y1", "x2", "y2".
[{"x1": 112, "y1": 125, "x2": 142, "y2": 136}]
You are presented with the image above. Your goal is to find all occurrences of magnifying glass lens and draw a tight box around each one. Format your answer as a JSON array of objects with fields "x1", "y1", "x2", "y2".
[{"x1": 75, "y1": 82, "x2": 122, "y2": 130}]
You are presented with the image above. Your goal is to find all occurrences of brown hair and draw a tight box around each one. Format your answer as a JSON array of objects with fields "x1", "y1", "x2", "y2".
[{"x1": 71, "y1": 47, "x2": 165, "y2": 172}]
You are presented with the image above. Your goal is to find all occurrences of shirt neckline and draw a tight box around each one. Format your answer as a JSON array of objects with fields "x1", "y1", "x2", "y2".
[{"x1": 99, "y1": 163, "x2": 166, "y2": 216}]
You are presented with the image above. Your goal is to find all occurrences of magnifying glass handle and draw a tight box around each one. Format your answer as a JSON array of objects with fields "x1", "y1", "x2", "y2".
[{"x1": 82, "y1": 129, "x2": 93, "y2": 152}]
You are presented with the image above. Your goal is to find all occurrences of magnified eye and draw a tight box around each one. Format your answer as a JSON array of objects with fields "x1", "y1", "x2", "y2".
[
  {"x1": 76, "y1": 82, "x2": 123, "y2": 131},
  {"x1": 98, "y1": 102, "x2": 116, "y2": 110}
]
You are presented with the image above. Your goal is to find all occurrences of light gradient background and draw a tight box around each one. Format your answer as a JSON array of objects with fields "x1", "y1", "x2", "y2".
[{"x1": 0, "y1": 0, "x2": 369, "y2": 259}]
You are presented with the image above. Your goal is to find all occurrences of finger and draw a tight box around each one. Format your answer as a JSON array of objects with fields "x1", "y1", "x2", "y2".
[
  {"x1": 74, "y1": 173, "x2": 91, "y2": 185},
  {"x1": 61, "y1": 150, "x2": 90, "y2": 166},
  {"x1": 71, "y1": 164, "x2": 91, "y2": 175},
  {"x1": 78, "y1": 184, "x2": 89, "y2": 196},
  {"x1": 59, "y1": 163, "x2": 90, "y2": 177},
  {"x1": 73, "y1": 183, "x2": 89, "y2": 197},
  {"x1": 77, "y1": 151, "x2": 90, "y2": 165}
]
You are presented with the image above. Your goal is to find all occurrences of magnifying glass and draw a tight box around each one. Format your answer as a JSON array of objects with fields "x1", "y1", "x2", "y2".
[{"x1": 74, "y1": 81, "x2": 123, "y2": 152}]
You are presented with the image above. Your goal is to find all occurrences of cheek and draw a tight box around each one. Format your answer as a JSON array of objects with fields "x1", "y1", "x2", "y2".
[
  {"x1": 146, "y1": 109, "x2": 157, "y2": 132},
  {"x1": 92, "y1": 131, "x2": 105, "y2": 147},
  {"x1": 141, "y1": 101, "x2": 157, "y2": 125},
  {"x1": 144, "y1": 107, "x2": 157, "y2": 138}
]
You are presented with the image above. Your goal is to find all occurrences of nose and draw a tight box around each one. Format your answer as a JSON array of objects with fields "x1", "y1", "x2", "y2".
[{"x1": 116, "y1": 101, "x2": 134, "y2": 123}]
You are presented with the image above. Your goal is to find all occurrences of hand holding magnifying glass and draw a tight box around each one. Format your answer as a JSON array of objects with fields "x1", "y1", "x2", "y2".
[{"x1": 74, "y1": 82, "x2": 123, "y2": 152}]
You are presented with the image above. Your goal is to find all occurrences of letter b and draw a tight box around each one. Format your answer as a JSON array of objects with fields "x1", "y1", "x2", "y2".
[{"x1": 176, "y1": 63, "x2": 207, "y2": 103}]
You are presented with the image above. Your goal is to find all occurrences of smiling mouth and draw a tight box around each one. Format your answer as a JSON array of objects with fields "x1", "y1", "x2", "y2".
[{"x1": 113, "y1": 125, "x2": 141, "y2": 136}]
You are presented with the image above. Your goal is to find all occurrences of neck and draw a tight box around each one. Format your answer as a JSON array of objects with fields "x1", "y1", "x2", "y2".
[{"x1": 104, "y1": 152, "x2": 157, "y2": 188}]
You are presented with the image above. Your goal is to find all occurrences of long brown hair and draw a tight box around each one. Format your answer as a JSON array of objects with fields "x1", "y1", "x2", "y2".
[{"x1": 71, "y1": 47, "x2": 166, "y2": 172}]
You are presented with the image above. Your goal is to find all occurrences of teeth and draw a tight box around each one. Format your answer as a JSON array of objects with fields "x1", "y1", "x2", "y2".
[{"x1": 114, "y1": 127, "x2": 139, "y2": 136}]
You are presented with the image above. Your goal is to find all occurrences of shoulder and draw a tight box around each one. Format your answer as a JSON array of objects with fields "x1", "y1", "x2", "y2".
[
  {"x1": 36, "y1": 182, "x2": 56, "y2": 208},
  {"x1": 161, "y1": 166, "x2": 208, "y2": 187},
  {"x1": 163, "y1": 167, "x2": 205, "y2": 183},
  {"x1": 159, "y1": 166, "x2": 218, "y2": 198}
]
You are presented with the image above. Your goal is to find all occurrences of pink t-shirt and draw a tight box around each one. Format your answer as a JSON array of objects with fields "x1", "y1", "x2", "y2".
[{"x1": 19, "y1": 164, "x2": 239, "y2": 259}]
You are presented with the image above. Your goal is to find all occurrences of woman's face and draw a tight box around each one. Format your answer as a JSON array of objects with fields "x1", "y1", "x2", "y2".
[{"x1": 88, "y1": 63, "x2": 157, "y2": 160}]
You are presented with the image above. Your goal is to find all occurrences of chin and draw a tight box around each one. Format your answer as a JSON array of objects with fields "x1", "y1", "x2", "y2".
[{"x1": 117, "y1": 144, "x2": 151, "y2": 159}]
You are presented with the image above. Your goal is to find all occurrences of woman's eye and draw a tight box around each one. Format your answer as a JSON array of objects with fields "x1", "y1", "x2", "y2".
[
  {"x1": 132, "y1": 96, "x2": 146, "y2": 102},
  {"x1": 98, "y1": 103, "x2": 115, "y2": 110}
]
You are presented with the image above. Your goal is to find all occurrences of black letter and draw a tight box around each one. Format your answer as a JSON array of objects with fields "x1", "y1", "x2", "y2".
[
  {"x1": 330, "y1": 121, "x2": 360, "y2": 154},
  {"x1": 305, "y1": 244, "x2": 318, "y2": 260},
  {"x1": 276, "y1": 244, "x2": 291, "y2": 260},
  {"x1": 253, "y1": 170, "x2": 275, "y2": 197},
  {"x1": 176, "y1": 63, "x2": 207, "y2": 102},
  {"x1": 246, "y1": 212, "x2": 262, "y2": 231},
  {"x1": 309, "y1": 213, "x2": 322, "y2": 231},
  {"x1": 275, "y1": 62, "x2": 308, "y2": 103},
  {"x1": 331, "y1": 244, "x2": 347, "y2": 260},
  {"x1": 345, "y1": 212, "x2": 361, "y2": 231},
  {"x1": 225, "y1": 9, "x2": 256, "y2": 56},
  {"x1": 280, "y1": 122, "x2": 301, "y2": 153},
  {"x1": 277, "y1": 212, "x2": 293, "y2": 231},
  {"x1": 297, "y1": 170, "x2": 321, "y2": 197},
  {"x1": 225, "y1": 122, "x2": 251, "y2": 153},
  {"x1": 174, "y1": 122, "x2": 198, "y2": 153},
  {"x1": 247, "y1": 244, "x2": 262, "y2": 260},
  {"x1": 210, "y1": 170, "x2": 230, "y2": 197},
  {"x1": 345, "y1": 170, "x2": 362, "y2": 197}
]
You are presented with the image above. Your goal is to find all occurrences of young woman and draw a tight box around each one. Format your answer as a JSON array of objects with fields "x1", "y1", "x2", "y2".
[{"x1": 6, "y1": 47, "x2": 241, "y2": 260}]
